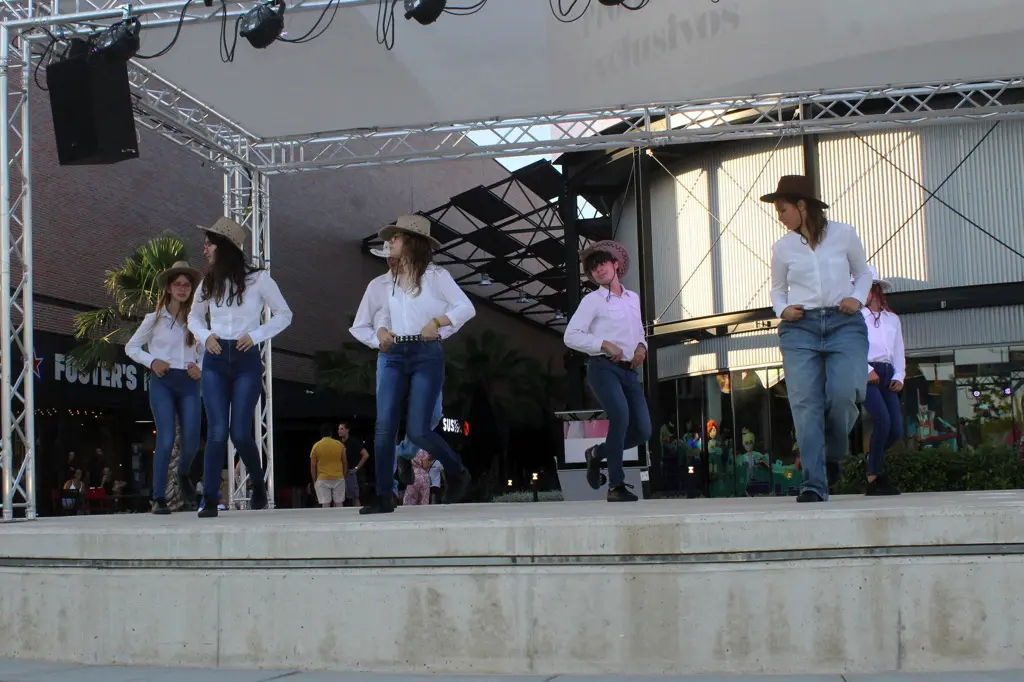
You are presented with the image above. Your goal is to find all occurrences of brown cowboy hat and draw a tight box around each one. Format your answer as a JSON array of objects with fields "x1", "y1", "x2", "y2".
[
  {"x1": 378, "y1": 214, "x2": 442, "y2": 250},
  {"x1": 157, "y1": 260, "x2": 202, "y2": 288},
  {"x1": 579, "y1": 240, "x2": 630, "y2": 281},
  {"x1": 759, "y1": 175, "x2": 830, "y2": 209},
  {"x1": 197, "y1": 217, "x2": 249, "y2": 253}
]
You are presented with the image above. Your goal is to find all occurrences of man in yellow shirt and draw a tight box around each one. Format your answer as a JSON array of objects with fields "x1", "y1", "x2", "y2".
[{"x1": 311, "y1": 423, "x2": 347, "y2": 507}]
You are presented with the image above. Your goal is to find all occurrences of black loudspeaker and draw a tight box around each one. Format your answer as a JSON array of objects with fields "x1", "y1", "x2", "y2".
[{"x1": 45, "y1": 53, "x2": 139, "y2": 166}]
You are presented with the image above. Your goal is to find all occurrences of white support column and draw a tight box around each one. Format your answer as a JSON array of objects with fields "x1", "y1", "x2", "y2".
[
  {"x1": 222, "y1": 163, "x2": 274, "y2": 510},
  {"x1": 0, "y1": 23, "x2": 35, "y2": 521}
]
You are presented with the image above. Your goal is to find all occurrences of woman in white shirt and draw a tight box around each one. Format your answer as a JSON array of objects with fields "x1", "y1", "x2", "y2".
[
  {"x1": 188, "y1": 218, "x2": 293, "y2": 518},
  {"x1": 361, "y1": 214, "x2": 474, "y2": 515},
  {"x1": 860, "y1": 265, "x2": 903, "y2": 496},
  {"x1": 765, "y1": 175, "x2": 872, "y2": 504},
  {"x1": 126, "y1": 260, "x2": 204, "y2": 515}
]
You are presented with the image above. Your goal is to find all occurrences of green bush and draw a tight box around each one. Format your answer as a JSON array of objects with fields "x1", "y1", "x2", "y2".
[{"x1": 836, "y1": 443, "x2": 1024, "y2": 494}]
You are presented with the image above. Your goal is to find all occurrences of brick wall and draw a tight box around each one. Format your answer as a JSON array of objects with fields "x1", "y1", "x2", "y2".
[{"x1": 27, "y1": 86, "x2": 566, "y2": 382}]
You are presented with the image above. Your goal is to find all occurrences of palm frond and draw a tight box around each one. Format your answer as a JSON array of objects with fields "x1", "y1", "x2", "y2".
[{"x1": 67, "y1": 338, "x2": 122, "y2": 372}]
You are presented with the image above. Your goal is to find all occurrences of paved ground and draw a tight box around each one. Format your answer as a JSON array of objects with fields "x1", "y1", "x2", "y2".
[{"x1": 1, "y1": 661, "x2": 1021, "y2": 682}]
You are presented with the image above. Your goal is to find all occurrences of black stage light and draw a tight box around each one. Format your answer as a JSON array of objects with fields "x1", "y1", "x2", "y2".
[
  {"x1": 92, "y1": 17, "x2": 141, "y2": 61},
  {"x1": 404, "y1": 0, "x2": 446, "y2": 25},
  {"x1": 240, "y1": 0, "x2": 286, "y2": 49}
]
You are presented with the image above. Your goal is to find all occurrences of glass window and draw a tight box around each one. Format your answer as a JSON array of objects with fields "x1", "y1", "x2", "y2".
[
  {"x1": 729, "y1": 369, "x2": 771, "y2": 497},
  {"x1": 674, "y1": 377, "x2": 704, "y2": 497},
  {"x1": 706, "y1": 372, "x2": 733, "y2": 498},
  {"x1": 903, "y1": 354, "x2": 960, "y2": 450}
]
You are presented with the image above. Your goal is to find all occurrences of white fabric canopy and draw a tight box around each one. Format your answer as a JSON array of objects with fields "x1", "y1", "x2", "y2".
[{"x1": 140, "y1": 0, "x2": 1024, "y2": 138}]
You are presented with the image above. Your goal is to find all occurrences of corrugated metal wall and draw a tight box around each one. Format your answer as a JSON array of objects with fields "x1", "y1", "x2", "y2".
[
  {"x1": 649, "y1": 138, "x2": 804, "y2": 324},
  {"x1": 648, "y1": 119, "x2": 1024, "y2": 379},
  {"x1": 818, "y1": 120, "x2": 1024, "y2": 290}
]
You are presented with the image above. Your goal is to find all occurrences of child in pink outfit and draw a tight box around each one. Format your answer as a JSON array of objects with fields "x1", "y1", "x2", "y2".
[{"x1": 403, "y1": 450, "x2": 432, "y2": 506}]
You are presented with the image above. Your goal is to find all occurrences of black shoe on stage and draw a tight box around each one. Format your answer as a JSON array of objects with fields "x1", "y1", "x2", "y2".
[
  {"x1": 865, "y1": 474, "x2": 900, "y2": 496},
  {"x1": 396, "y1": 456, "x2": 415, "y2": 486},
  {"x1": 250, "y1": 484, "x2": 268, "y2": 511},
  {"x1": 796, "y1": 490, "x2": 824, "y2": 503},
  {"x1": 151, "y1": 498, "x2": 171, "y2": 515},
  {"x1": 607, "y1": 484, "x2": 638, "y2": 502},
  {"x1": 197, "y1": 503, "x2": 218, "y2": 518},
  {"x1": 443, "y1": 468, "x2": 472, "y2": 504},
  {"x1": 584, "y1": 445, "x2": 602, "y2": 490},
  {"x1": 360, "y1": 495, "x2": 396, "y2": 515}
]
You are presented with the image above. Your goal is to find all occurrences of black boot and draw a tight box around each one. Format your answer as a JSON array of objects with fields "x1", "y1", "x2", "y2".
[
  {"x1": 250, "y1": 482, "x2": 268, "y2": 510},
  {"x1": 607, "y1": 484, "x2": 638, "y2": 502},
  {"x1": 865, "y1": 474, "x2": 900, "y2": 496},
  {"x1": 584, "y1": 445, "x2": 602, "y2": 490},
  {"x1": 360, "y1": 494, "x2": 396, "y2": 515},
  {"x1": 197, "y1": 502, "x2": 218, "y2": 518},
  {"x1": 151, "y1": 498, "x2": 171, "y2": 515},
  {"x1": 796, "y1": 490, "x2": 824, "y2": 503}
]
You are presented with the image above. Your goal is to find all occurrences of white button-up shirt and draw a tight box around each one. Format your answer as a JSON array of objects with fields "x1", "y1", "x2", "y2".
[
  {"x1": 188, "y1": 270, "x2": 292, "y2": 345},
  {"x1": 770, "y1": 221, "x2": 872, "y2": 318},
  {"x1": 126, "y1": 309, "x2": 203, "y2": 370},
  {"x1": 862, "y1": 308, "x2": 906, "y2": 382},
  {"x1": 383, "y1": 265, "x2": 475, "y2": 338},
  {"x1": 563, "y1": 286, "x2": 647, "y2": 363},
  {"x1": 350, "y1": 271, "x2": 459, "y2": 349}
]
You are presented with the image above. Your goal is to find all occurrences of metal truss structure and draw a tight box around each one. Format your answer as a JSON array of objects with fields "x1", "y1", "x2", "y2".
[
  {"x1": 1, "y1": 0, "x2": 1023, "y2": 519},
  {"x1": 362, "y1": 160, "x2": 611, "y2": 331}
]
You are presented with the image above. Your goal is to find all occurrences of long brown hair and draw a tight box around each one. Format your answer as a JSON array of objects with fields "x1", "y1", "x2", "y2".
[
  {"x1": 201, "y1": 232, "x2": 259, "y2": 306},
  {"x1": 156, "y1": 275, "x2": 197, "y2": 348},
  {"x1": 868, "y1": 282, "x2": 892, "y2": 312},
  {"x1": 393, "y1": 232, "x2": 432, "y2": 296},
  {"x1": 781, "y1": 197, "x2": 829, "y2": 249}
]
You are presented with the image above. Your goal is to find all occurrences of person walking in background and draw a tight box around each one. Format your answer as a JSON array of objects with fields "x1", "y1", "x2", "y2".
[
  {"x1": 427, "y1": 457, "x2": 444, "y2": 504},
  {"x1": 861, "y1": 265, "x2": 904, "y2": 496},
  {"x1": 336, "y1": 422, "x2": 368, "y2": 507},
  {"x1": 189, "y1": 217, "x2": 293, "y2": 518},
  {"x1": 126, "y1": 260, "x2": 204, "y2": 515},
  {"x1": 564, "y1": 240, "x2": 651, "y2": 503},
  {"x1": 311, "y1": 423, "x2": 347, "y2": 507},
  {"x1": 402, "y1": 449, "x2": 432, "y2": 506},
  {"x1": 361, "y1": 214, "x2": 474, "y2": 514},
  {"x1": 764, "y1": 175, "x2": 871, "y2": 503}
]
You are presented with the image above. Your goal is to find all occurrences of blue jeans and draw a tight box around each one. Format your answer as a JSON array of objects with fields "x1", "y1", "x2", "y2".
[
  {"x1": 778, "y1": 308, "x2": 868, "y2": 500},
  {"x1": 376, "y1": 355, "x2": 444, "y2": 494},
  {"x1": 374, "y1": 341, "x2": 463, "y2": 498},
  {"x1": 865, "y1": 361, "x2": 902, "y2": 476},
  {"x1": 586, "y1": 356, "x2": 652, "y2": 487},
  {"x1": 200, "y1": 344, "x2": 264, "y2": 501},
  {"x1": 149, "y1": 369, "x2": 202, "y2": 500}
]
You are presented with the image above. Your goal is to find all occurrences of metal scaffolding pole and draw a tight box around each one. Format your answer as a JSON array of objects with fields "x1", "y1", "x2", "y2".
[
  {"x1": 0, "y1": 21, "x2": 35, "y2": 520},
  {"x1": 222, "y1": 164, "x2": 275, "y2": 510}
]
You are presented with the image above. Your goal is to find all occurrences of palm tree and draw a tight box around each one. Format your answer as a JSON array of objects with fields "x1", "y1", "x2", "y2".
[
  {"x1": 71, "y1": 233, "x2": 192, "y2": 509},
  {"x1": 313, "y1": 314, "x2": 378, "y2": 394}
]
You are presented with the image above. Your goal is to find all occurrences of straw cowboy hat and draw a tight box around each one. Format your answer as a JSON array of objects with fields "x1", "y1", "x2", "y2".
[
  {"x1": 157, "y1": 260, "x2": 203, "y2": 288},
  {"x1": 378, "y1": 214, "x2": 441, "y2": 249},
  {"x1": 579, "y1": 240, "x2": 630, "y2": 281},
  {"x1": 759, "y1": 175, "x2": 830, "y2": 209},
  {"x1": 370, "y1": 242, "x2": 391, "y2": 259},
  {"x1": 197, "y1": 217, "x2": 248, "y2": 253},
  {"x1": 866, "y1": 264, "x2": 892, "y2": 292}
]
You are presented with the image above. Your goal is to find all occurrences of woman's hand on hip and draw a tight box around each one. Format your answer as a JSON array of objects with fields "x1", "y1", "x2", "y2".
[
  {"x1": 889, "y1": 380, "x2": 903, "y2": 392},
  {"x1": 150, "y1": 359, "x2": 170, "y2": 377},
  {"x1": 236, "y1": 334, "x2": 254, "y2": 352},
  {"x1": 186, "y1": 363, "x2": 202, "y2": 381},
  {"x1": 205, "y1": 334, "x2": 222, "y2": 355},
  {"x1": 839, "y1": 297, "x2": 863, "y2": 314},
  {"x1": 780, "y1": 305, "x2": 804, "y2": 321},
  {"x1": 867, "y1": 369, "x2": 880, "y2": 384}
]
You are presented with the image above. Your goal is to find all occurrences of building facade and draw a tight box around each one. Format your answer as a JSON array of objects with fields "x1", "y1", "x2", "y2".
[{"x1": 611, "y1": 120, "x2": 1024, "y2": 496}]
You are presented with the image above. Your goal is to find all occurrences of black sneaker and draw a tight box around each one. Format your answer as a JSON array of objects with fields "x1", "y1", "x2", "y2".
[
  {"x1": 151, "y1": 498, "x2": 171, "y2": 515},
  {"x1": 197, "y1": 503, "x2": 218, "y2": 518},
  {"x1": 443, "y1": 468, "x2": 472, "y2": 504},
  {"x1": 396, "y1": 456, "x2": 415, "y2": 486},
  {"x1": 796, "y1": 490, "x2": 824, "y2": 503},
  {"x1": 250, "y1": 484, "x2": 268, "y2": 510},
  {"x1": 866, "y1": 475, "x2": 901, "y2": 496},
  {"x1": 607, "y1": 484, "x2": 638, "y2": 502},
  {"x1": 584, "y1": 445, "x2": 602, "y2": 490},
  {"x1": 360, "y1": 496, "x2": 396, "y2": 515},
  {"x1": 826, "y1": 461, "x2": 841, "y2": 495}
]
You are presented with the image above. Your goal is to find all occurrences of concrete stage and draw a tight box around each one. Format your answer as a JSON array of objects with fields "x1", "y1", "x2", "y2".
[{"x1": 1, "y1": 492, "x2": 1023, "y2": 677}]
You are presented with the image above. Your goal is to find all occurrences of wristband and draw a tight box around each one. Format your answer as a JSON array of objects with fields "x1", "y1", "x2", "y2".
[{"x1": 432, "y1": 317, "x2": 443, "y2": 329}]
